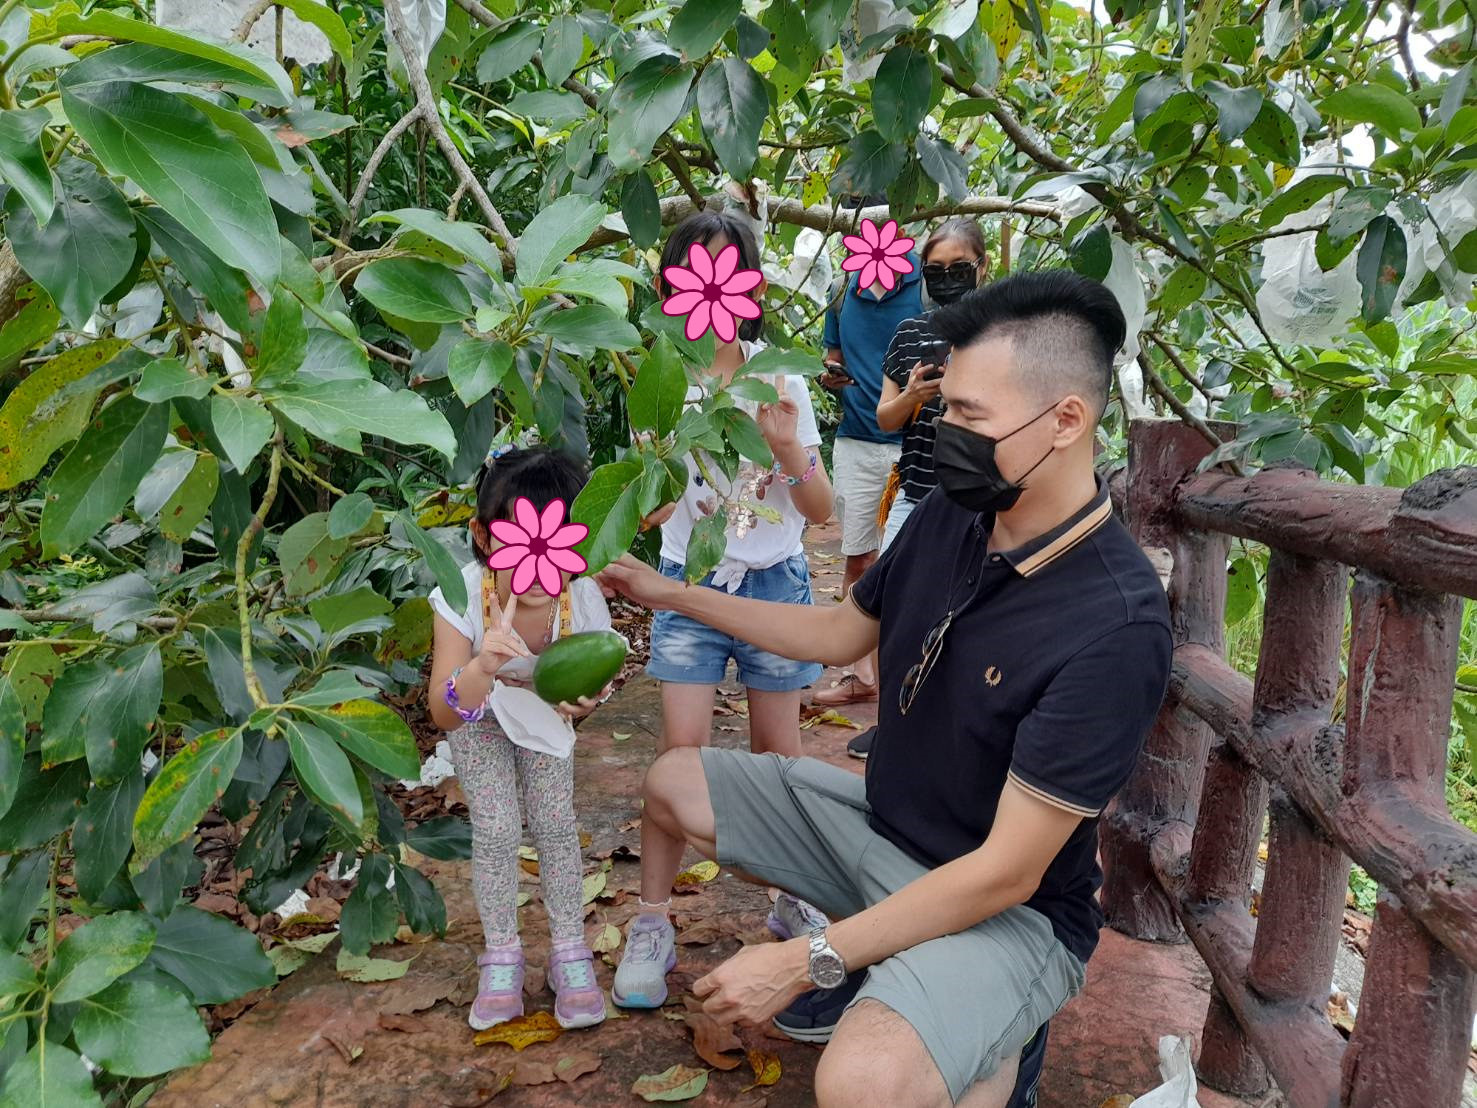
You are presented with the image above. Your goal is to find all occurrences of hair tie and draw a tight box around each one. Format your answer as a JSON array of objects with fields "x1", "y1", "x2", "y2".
[{"x1": 486, "y1": 443, "x2": 515, "y2": 463}]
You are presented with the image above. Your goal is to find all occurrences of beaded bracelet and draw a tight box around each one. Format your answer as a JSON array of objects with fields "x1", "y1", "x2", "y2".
[
  {"x1": 774, "y1": 450, "x2": 818, "y2": 487},
  {"x1": 443, "y1": 665, "x2": 487, "y2": 722}
]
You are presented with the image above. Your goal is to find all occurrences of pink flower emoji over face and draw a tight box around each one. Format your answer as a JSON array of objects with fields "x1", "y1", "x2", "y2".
[
  {"x1": 487, "y1": 497, "x2": 588, "y2": 595},
  {"x1": 841, "y1": 218, "x2": 915, "y2": 292},
  {"x1": 661, "y1": 241, "x2": 763, "y2": 343}
]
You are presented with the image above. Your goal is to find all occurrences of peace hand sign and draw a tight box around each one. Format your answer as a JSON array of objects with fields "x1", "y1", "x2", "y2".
[{"x1": 473, "y1": 593, "x2": 532, "y2": 677}]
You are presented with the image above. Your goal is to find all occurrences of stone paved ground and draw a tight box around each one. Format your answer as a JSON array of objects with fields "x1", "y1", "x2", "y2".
[{"x1": 157, "y1": 521, "x2": 1272, "y2": 1108}]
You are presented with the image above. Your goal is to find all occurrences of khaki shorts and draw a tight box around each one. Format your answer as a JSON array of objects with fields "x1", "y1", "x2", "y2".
[
  {"x1": 832, "y1": 437, "x2": 901, "y2": 557},
  {"x1": 700, "y1": 747, "x2": 1085, "y2": 1103}
]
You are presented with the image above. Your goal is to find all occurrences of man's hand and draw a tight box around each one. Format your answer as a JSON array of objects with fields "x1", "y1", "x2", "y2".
[
  {"x1": 555, "y1": 681, "x2": 614, "y2": 719},
  {"x1": 818, "y1": 361, "x2": 854, "y2": 391},
  {"x1": 595, "y1": 554, "x2": 682, "y2": 610},
  {"x1": 693, "y1": 939, "x2": 812, "y2": 1028}
]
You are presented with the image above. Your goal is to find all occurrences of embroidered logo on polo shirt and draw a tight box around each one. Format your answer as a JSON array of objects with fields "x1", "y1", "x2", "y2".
[{"x1": 983, "y1": 666, "x2": 1002, "y2": 687}]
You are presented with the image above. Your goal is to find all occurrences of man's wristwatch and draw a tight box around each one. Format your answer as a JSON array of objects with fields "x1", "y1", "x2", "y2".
[{"x1": 807, "y1": 925, "x2": 847, "y2": 989}]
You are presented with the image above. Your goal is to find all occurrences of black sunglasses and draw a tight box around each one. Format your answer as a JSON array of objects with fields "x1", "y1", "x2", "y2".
[
  {"x1": 921, "y1": 260, "x2": 980, "y2": 282},
  {"x1": 899, "y1": 610, "x2": 954, "y2": 715}
]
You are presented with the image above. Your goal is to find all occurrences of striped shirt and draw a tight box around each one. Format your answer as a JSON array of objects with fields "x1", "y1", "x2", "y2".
[{"x1": 882, "y1": 313, "x2": 946, "y2": 503}]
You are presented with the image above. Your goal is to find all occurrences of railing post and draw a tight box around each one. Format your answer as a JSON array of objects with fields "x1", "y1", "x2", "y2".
[
  {"x1": 1338, "y1": 563, "x2": 1475, "y2": 1108},
  {"x1": 1101, "y1": 418, "x2": 1231, "y2": 939}
]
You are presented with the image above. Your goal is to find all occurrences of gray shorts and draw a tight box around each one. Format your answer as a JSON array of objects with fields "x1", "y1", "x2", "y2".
[{"x1": 700, "y1": 747, "x2": 1086, "y2": 1103}]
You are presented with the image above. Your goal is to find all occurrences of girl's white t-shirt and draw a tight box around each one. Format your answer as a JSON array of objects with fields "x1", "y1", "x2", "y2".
[
  {"x1": 429, "y1": 560, "x2": 613, "y2": 682},
  {"x1": 659, "y1": 342, "x2": 822, "y2": 590}
]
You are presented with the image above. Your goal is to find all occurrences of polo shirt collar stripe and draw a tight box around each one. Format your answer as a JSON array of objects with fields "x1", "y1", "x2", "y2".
[
  {"x1": 1008, "y1": 771, "x2": 1102, "y2": 817},
  {"x1": 1004, "y1": 480, "x2": 1113, "y2": 578}
]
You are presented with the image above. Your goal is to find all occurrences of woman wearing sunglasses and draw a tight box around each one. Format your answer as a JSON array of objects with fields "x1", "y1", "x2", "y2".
[{"x1": 873, "y1": 218, "x2": 990, "y2": 554}]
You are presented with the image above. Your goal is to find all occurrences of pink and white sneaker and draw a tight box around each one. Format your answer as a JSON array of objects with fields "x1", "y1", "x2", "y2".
[
  {"x1": 548, "y1": 941, "x2": 606, "y2": 1029},
  {"x1": 469, "y1": 944, "x2": 524, "y2": 1031}
]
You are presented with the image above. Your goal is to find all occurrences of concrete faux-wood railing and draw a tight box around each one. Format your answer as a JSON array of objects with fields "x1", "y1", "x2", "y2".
[{"x1": 1099, "y1": 419, "x2": 1477, "y2": 1108}]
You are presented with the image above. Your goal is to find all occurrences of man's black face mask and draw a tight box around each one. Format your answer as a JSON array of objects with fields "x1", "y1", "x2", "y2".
[{"x1": 931, "y1": 403, "x2": 1059, "y2": 514}]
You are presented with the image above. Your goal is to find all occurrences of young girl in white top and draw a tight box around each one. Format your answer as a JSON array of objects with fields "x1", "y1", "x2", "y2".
[
  {"x1": 613, "y1": 211, "x2": 835, "y2": 1009},
  {"x1": 427, "y1": 446, "x2": 617, "y2": 1032}
]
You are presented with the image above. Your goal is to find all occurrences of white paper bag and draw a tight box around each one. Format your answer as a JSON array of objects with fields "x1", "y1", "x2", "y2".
[{"x1": 1129, "y1": 1035, "x2": 1202, "y2": 1108}]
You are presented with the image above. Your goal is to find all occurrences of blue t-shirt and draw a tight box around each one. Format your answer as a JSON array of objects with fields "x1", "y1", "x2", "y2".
[{"x1": 822, "y1": 257, "x2": 922, "y2": 444}]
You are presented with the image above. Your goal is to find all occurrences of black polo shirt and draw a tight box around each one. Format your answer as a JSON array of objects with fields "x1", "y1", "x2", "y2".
[{"x1": 851, "y1": 479, "x2": 1172, "y2": 964}]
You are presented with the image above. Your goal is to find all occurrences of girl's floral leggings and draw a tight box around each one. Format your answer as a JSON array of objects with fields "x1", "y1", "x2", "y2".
[{"x1": 446, "y1": 721, "x2": 584, "y2": 947}]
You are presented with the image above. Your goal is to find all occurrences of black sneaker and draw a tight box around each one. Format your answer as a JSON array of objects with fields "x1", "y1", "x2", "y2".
[
  {"x1": 771, "y1": 970, "x2": 867, "y2": 1043},
  {"x1": 846, "y1": 727, "x2": 876, "y2": 760}
]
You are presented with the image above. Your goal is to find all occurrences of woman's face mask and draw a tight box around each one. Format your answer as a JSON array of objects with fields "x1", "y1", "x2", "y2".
[{"x1": 923, "y1": 259, "x2": 980, "y2": 305}]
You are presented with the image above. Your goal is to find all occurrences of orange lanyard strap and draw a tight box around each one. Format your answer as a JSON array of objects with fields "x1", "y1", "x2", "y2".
[{"x1": 481, "y1": 571, "x2": 573, "y2": 637}]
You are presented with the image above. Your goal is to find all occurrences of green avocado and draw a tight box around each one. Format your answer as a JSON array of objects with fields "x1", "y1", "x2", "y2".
[{"x1": 532, "y1": 631, "x2": 628, "y2": 705}]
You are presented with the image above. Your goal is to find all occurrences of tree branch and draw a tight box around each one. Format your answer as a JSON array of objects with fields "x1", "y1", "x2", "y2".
[
  {"x1": 232, "y1": 0, "x2": 276, "y2": 42},
  {"x1": 1147, "y1": 332, "x2": 1215, "y2": 404},
  {"x1": 382, "y1": 0, "x2": 517, "y2": 260},
  {"x1": 1137, "y1": 350, "x2": 1246, "y2": 475},
  {"x1": 339, "y1": 106, "x2": 421, "y2": 240}
]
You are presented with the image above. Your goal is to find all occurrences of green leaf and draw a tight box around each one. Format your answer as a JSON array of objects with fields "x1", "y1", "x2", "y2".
[
  {"x1": 1224, "y1": 557, "x2": 1258, "y2": 625},
  {"x1": 0, "y1": 950, "x2": 38, "y2": 1003},
  {"x1": 831, "y1": 130, "x2": 907, "y2": 196},
  {"x1": 0, "y1": 108, "x2": 57, "y2": 225},
  {"x1": 357, "y1": 258, "x2": 473, "y2": 323},
  {"x1": 2, "y1": 1041, "x2": 102, "y2": 1108},
  {"x1": 42, "y1": 643, "x2": 161, "y2": 785},
  {"x1": 696, "y1": 57, "x2": 766, "y2": 179},
  {"x1": 517, "y1": 193, "x2": 608, "y2": 288},
  {"x1": 1326, "y1": 186, "x2": 1393, "y2": 245},
  {"x1": 62, "y1": 81, "x2": 281, "y2": 285},
  {"x1": 135, "y1": 208, "x2": 254, "y2": 332},
  {"x1": 629, "y1": 335, "x2": 690, "y2": 437},
  {"x1": 335, "y1": 948, "x2": 412, "y2": 981},
  {"x1": 0, "y1": 676, "x2": 22, "y2": 822},
  {"x1": 266, "y1": 378, "x2": 457, "y2": 460},
  {"x1": 404, "y1": 816, "x2": 473, "y2": 860},
  {"x1": 0, "y1": 280, "x2": 60, "y2": 376},
  {"x1": 146, "y1": 905, "x2": 275, "y2": 1004},
  {"x1": 339, "y1": 853, "x2": 398, "y2": 955},
  {"x1": 1158, "y1": 264, "x2": 1207, "y2": 317},
  {"x1": 3, "y1": 158, "x2": 133, "y2": 327},
  {"x1": 278, "y1": 512, "x2": 350, "y2": 596},
  {"x1": 327, "y1": 492, "x2": 375, "y2": 540},
  {"x1": 73, "y1": 978, "x2": 210, "y2": 1077},
  {"x1": 1242, "y1": 100, "x2": 1300, "y2": 166},
  {"x1": 72, "y1": 773, "x2": 145, "y2": 902},
  {"x1": 1260, "y1": 173, "x2": 1348, "y2": 229},
  {"x1": 683, "y1": 507, "x2": 728, "y2": 582},
  {"x1": 397, "y1": 512, "x2": 469, "y2": 615},
  {"x1": 873, "y1": 45, "x2": 931, "y2": 141},
  {"x1": 764, "y1": 0, "x2": 818, "y2": 80},
  {"x1": 542, "y1": 14, "x2": 585, "y2": 86},
  {"x1": 721, "y1": 409, "x2": 773, "y2": 467},
  {"x1": 0, "y1": 757, "x2": 87, "y2": 852},
  {"x1": 46, "y1": 911, "x2": 156, "y2": 1004},
  {"x1": 40, "y1": 396, "x2": 168, "y2": 559},
  {"x1": 210, "y1": 391, "x2": 274, "y2": 474},
  {"x1": 256, "y1": 289, "x2": 308, "y2": 380},
  {"x1": 64, "y1": 42, "x2": 286, "y2": 105},
  {"x1": 667, "y1": 0, "x2": 739, "y2": 57},
  {"x1": 916, "y1": 136, "x2": 969, "y2": 202},
  {"x1": 508, "y1": 88, "x2": 589, "y2": 124},
  {"x1": 475, "y1": 23, "x2": 542, "y2": 83},
  {"x1": 640, "y1": 300, "x2": 716, "y2": 366},
  {"x1": 1182, "y1": 0, "x2": 1225, "y2": 76},
  {"x1": 308, "y1": 587, "x2": 393, "y2": 637},
  {"x1": 285, "y1": 720, "x2": 365, "y2": 832},
  {"x1": 446, "y1": 339, "x2": 513, "y2": 406},
  {"x1": 132, "y1": 728, "x2": 242, "y2": 869},
  {"x1": 632, "y1": 1064, "x2": 709, "y2": 1102},
  {"x1": 294, "y1": 700, "x2": 421, "y2": 781},
  {"x1": 1202, "y1": 80, "x2": 1263, "y2": 141},
  {"x1": 540, "y1": 305, "x2": 642, "y2": 352},
  {"x1": 0, "y1": 850, "x2": 52, "y2": 949},
  {"x1": 58, "y1": 11, "x2": 293, "y2": 103},
  {"x1": 273, "y1": 0, "x2": 352, "y2": 65},
  {"x1": 368, "y1": 209, "x2": 502, "y2": 277},
  {"x1": 1357, "y1": 215, "x2": 1406, "y2": 324},
  {"x1": 159, "y1": 452, "x2": 218, "y2": 543},
  {"x1": 1320, "y1": 82, "x2": 1422, "y2": 137},
  {"x1": 1069, "y1": 224, "x2": 1112, "y2": 281},
  {"x1": 394, "y1": 862, "x2": 446, "y2": 936},
  {"x1": 135, "y1": 358, "x2": 211, "y2": 403},
  {"x1": 178, "y1": 92, "x2": 279, "y2": 168},
  {"x1": 620, "y1": 169, "x2": 662, "y2": 249},
  {"x1": 1439, "y1": 61, "x2": 1472, "y2": 130},
  {"x1": 570, "y1": 459, "x2": 643, "y2": 574},
  {"x1": 607, "y1": 57, "x2": 693, "y2": 172}
]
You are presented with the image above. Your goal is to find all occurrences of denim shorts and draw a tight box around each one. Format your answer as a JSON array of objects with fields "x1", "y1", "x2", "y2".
[{"x1": 647, "y1": 554, "x2": 825, "y2": 692}]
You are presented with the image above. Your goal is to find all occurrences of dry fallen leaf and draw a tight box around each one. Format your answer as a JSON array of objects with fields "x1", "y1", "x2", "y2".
[
  {"x1": 685, "y1": 1009, "x2": 744, "y2": 1071},
  {"x1": 519, "y1": 858, "x2": 541, "y2": 877},
  {"x1": 612, "y1": 731, "x2": 633, "y2": 742},
  {"x1": 674, "y1": 860, "x2": 719, "y2": 886},
  {"x1": 579, "y1": 830, "x2": 592, "y2": 848},
  {"x1": 515, "y1": 891, "x2": 532, "y2": 907},
  {"x1": 591, "y1": 923, "x2": 621, "y2": 953},
  {"x1": 336, "y1": 950, "x2": 414, "y2": 983},
  {"x1": 745, "y1": 1050, "x2": 782, "y2": 1089},
  {"x1": 377, "y1": 1013, "x2": 430, "y2": 1033},
  {"x1": 473, "y1": 1011, "x2": 564, "y2": 1051},
  {"x1": 511, "y1": 1061, "x2": 558, "y2": 1086},
  {"x1": 323, "y1": 1030, "x2": 363, "y2": 1065},
  {"x1": 1099, "y1": 1097, "x2": 1136, "y2": 1108},
  {"x1": 632, "y1": 1064, "x2": 709, "y2": 1102},
  {"x1": 554, "y1": 1051, "x2": 603, "y2": 1083},
  {"x1": 522, "y1": 963, "x2": 546, "y2": 998},
  {"x1": 582, "y1": 870, "x2": 608, "y2": 904},
  {"x1": 675, "y1": 922, "x2": 726, "y2": 946},
  {"x1": 616, "y1": 818, "x2": 641, "y2": 833},
  {"x1": 1328, "y1": 992, "x2": 1356, "y2": 1034},
  {"x1": 800, "y1": 709, "x2": 858, "y2": 730}
]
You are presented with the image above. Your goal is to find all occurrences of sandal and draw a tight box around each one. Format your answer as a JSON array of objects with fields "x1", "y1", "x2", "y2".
[{"x1": 812, "y1": 673, "x2": 879, "y2": 707}]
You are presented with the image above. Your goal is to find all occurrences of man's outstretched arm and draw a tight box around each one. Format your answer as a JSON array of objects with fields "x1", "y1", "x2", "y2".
[{"x1": 596, "y1": 554, "x2": 879, "y2": 669}]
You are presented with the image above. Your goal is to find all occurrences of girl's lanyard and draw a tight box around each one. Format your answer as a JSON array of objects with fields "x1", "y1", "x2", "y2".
[{"x1": 481, "y1": 572, "x2": 573, "y2": 643}]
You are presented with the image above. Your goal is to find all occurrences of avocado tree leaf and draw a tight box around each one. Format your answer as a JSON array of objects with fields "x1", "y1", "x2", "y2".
[
  {"x1": 516, "y1": 193, "x2": 608, "y2": 286},
  {"x1": 696, "y1": 57, "x2": 766, "y2": 178},
  {"x1": 266, "y1": 378, "x2": 457, "y2": 460},
  {"x1": 132, "y1": 728, "x2": 242, "y2": 869},
  {"x1": 607, "y1": 56, "x2": 693, "y2": 172},
  {"x1": 0, "y1": 107, "x2": 58, "y2": 225}
]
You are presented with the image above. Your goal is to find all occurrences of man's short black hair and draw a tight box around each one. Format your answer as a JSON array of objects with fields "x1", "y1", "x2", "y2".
[{"x1": 931, "y1": 269, "x2": 1127, "y2": 417}]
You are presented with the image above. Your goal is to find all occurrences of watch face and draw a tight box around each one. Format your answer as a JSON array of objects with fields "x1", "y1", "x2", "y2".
[{"x1": 811, "y1": 952, "x2": 847, "y2": 990}]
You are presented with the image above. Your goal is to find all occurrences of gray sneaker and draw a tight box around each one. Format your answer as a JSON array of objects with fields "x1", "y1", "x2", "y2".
[
  {"x1": 766, "y1": 892, "x2": 828, "y2": 941},
  {"x1": 611, "y1": 914, "x2": 677, "y2": 1009}
]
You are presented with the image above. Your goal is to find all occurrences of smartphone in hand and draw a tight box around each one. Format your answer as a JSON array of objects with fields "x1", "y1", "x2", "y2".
[
  {"x1": 820, "y1": 360, "x2": 855, "y2": 389},
  {"x1": 918, "y1": 341, "x2": 951, "y2": 381}
]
